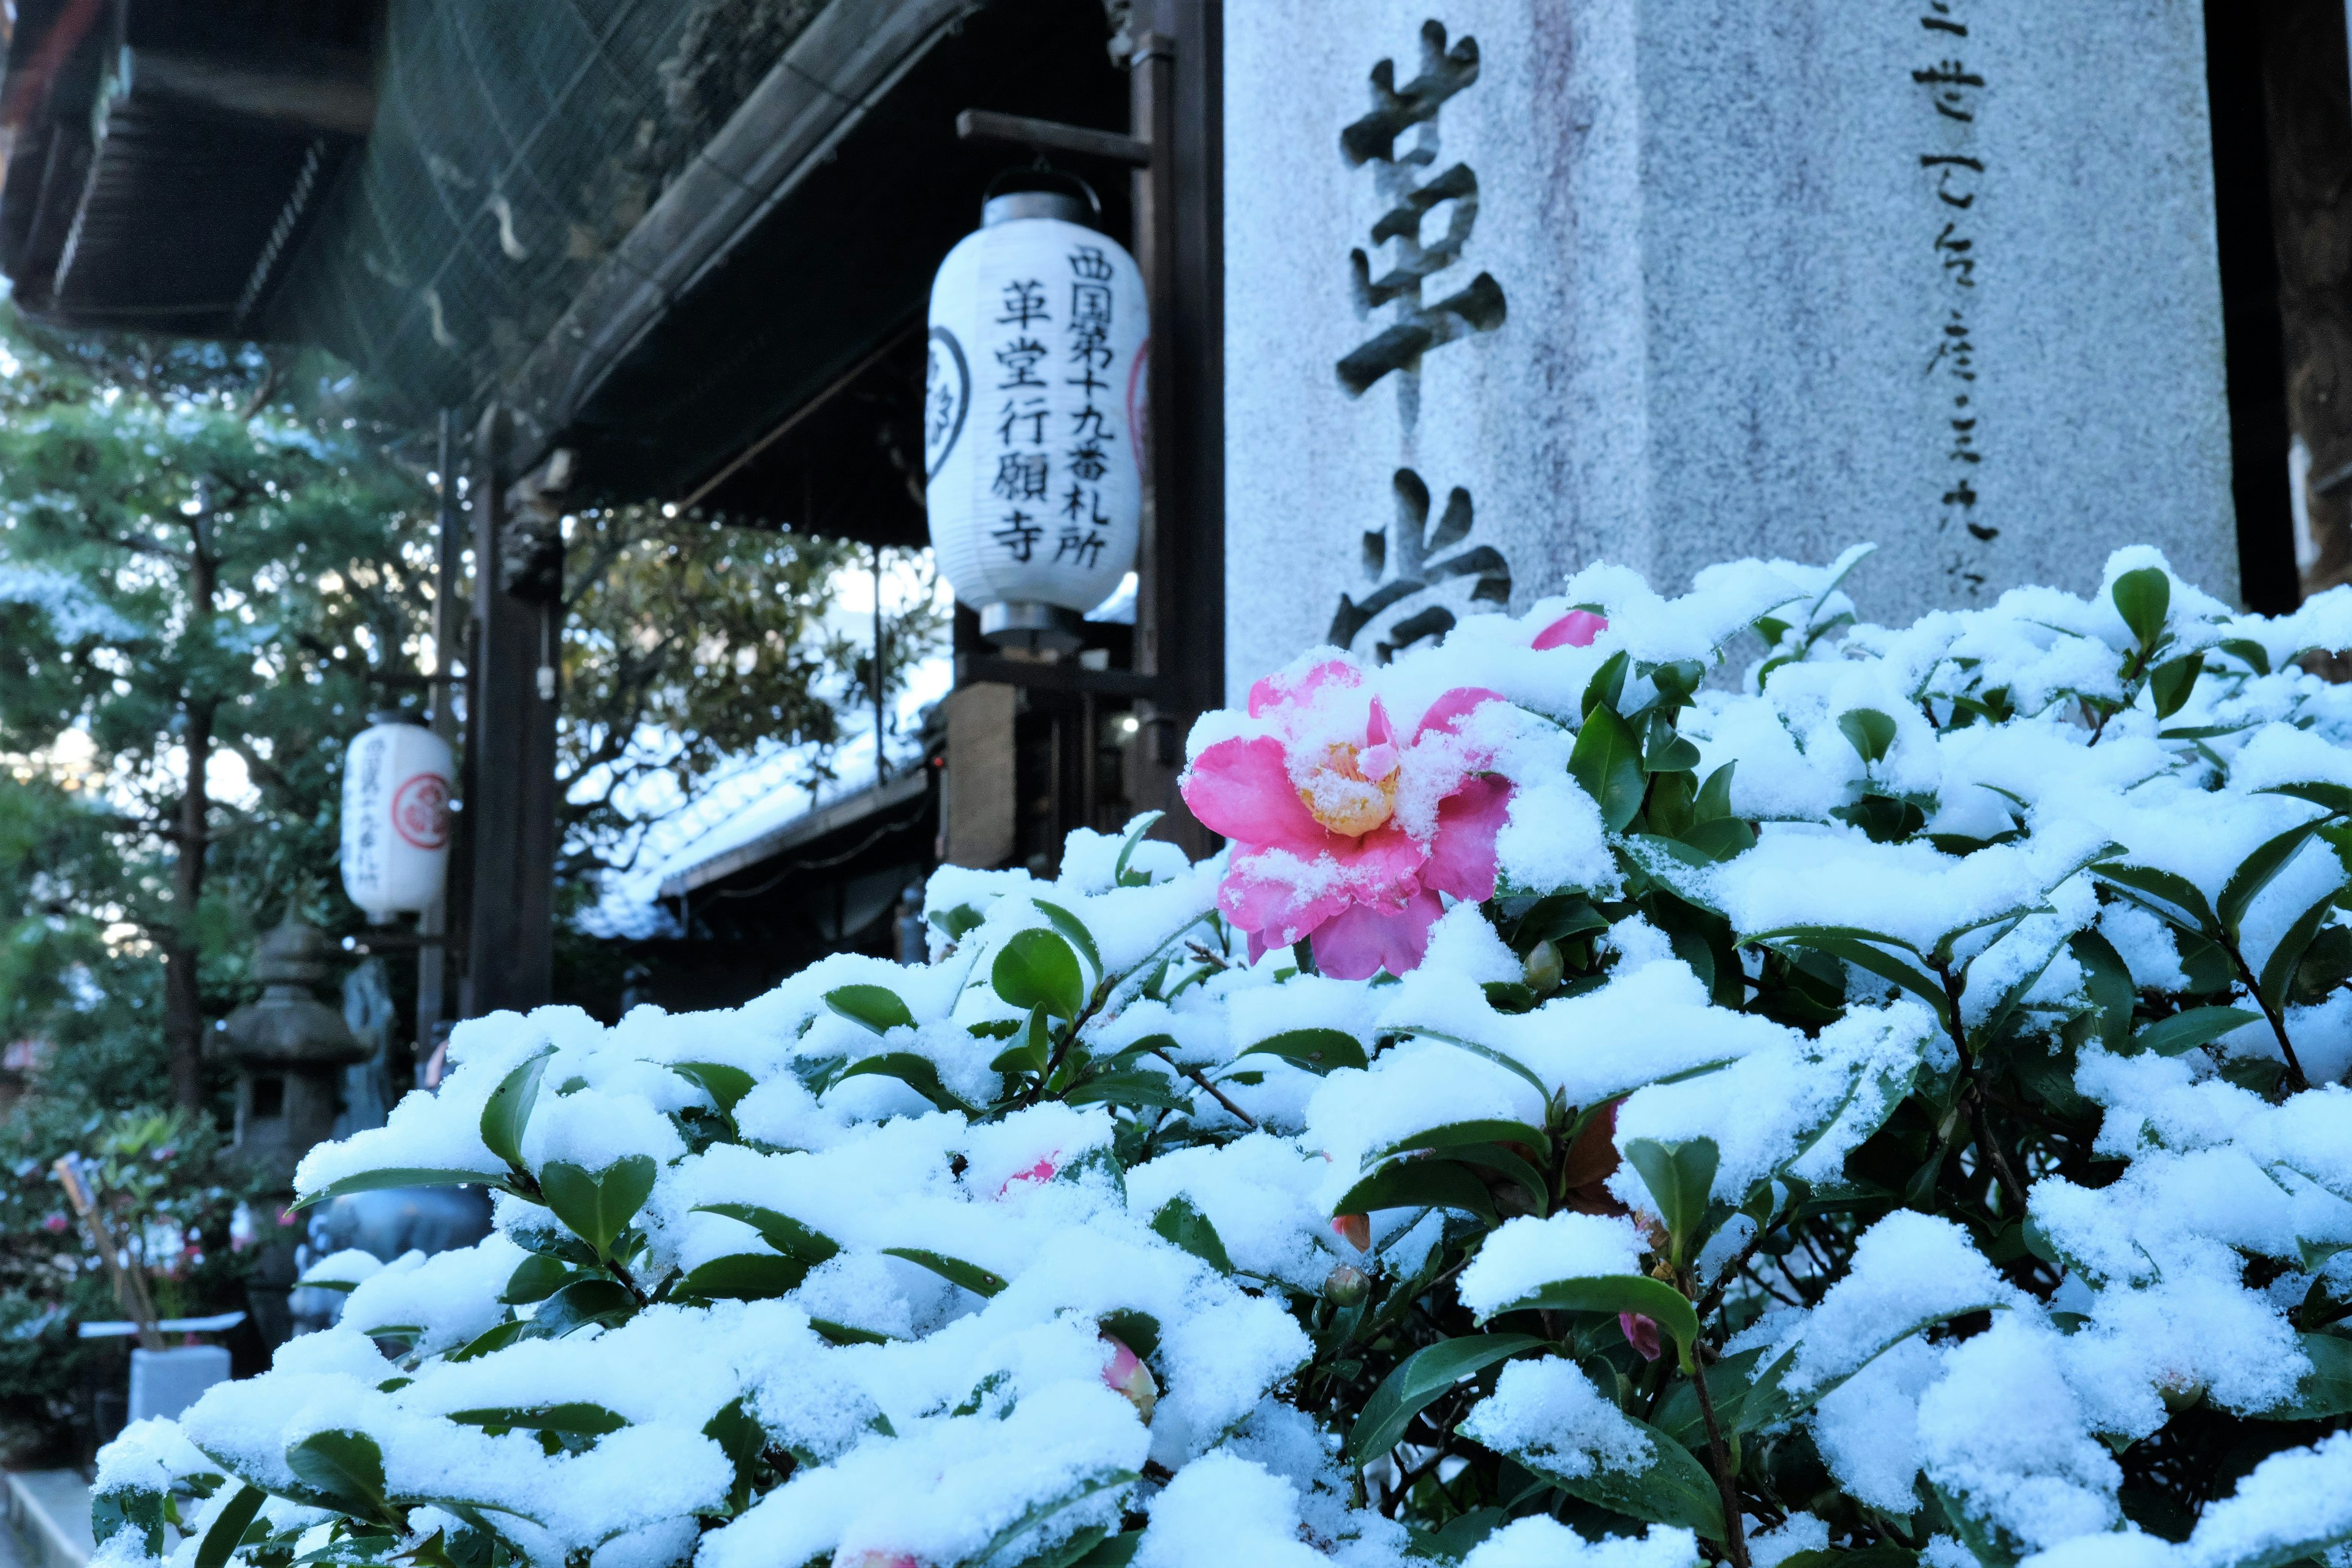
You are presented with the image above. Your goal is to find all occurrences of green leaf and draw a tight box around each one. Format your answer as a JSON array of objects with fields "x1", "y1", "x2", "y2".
[
  {"x1": 284, "y1": 1430, "x2": 398, "y2": 1527},
  {"x1": 2219, "y1": 820, "x2": 2329, "y2": 941},
  {"x1": 1521, "y1": 1413, "x2": 1726, "y2": 1540},
  {"x1": 1335, "y1": 1158, "x2": 1499, "y2": 1226},
  {"x1": 195, "y1": 1485, "x2": 266, "y2": 1568},
  {"x1": 293, "y1": 1165, "x2": 506, "y2": 1211},
  {"x1": 838, "y1": 1052, "x2": 971, "y2": 1114},
  {"x1": 704, "y1": 1397, "x2": 764, "y2": 1517},
  {"x1": 500, "y1": 1252, "x2": 574, "y2": 1305},
  {"x1": 1032, "y1": 899, "x2": 1102, "y2": 981},
  {"x1": 1148, "y1": 1196, "x2": 1234, "y2": 1273},
  {"x1": 929, "y1": 902, "x2": 986, "y2": 940},
  {"x1": 1112, "y1": 811, "x2": 1166, "y2": 887},
  {"x1": 1756, "y1": 931, "x2": 1951, "y2": 1032},
  {"x1": 1582, "y1": 650, "x2": 1629, "y2": 718},
  {"x1": 2069, "y1": 929, "x2": 2135, "y2": 1055},
  {"x1": 1344, "y1": 1333, "x2": 1543, "y2": 1464},
  {"x1": 1570, "y1": 702, "x2": 1646, "y2": 832},
  {"x1": 479, "y1": 1050, "x2": 553, "y2": 1173},
  {"x1": 2260, "y1": 780, "x2": 2352, "y2": 818},
  {"x1": 1681, "y1": 816, "x2": 1756, "y2": 862},
  {"x1": 1238, "y1": 1027, "x2": 1368, "y2": 1074},
  {"x1": 2111, "y1": 565, "x2": 2171, "y2": 650},
  {"x1": 2095, "y1": 861, "x2": 2218, "y2": 933},
  {"x1": 990, "y1": 1006, "x2": 1054, "y2": 1074},
  {"x1": 1444, "y1": 1143, "x2": 1553, "y2": 1218},
  {"x1": 1693, "y1": 762, "x2": 1738, "y2": 823},
  {"x1": 1398, "y1": 1027, "x2": 1553, "y2": 1101},
  {"x1": 1623, "y1": 1137, "x2": 1718, "y2": 1264},
  {"x1": 527, "y1": 1278, "x2": 637, "y2": 1338},
  {"x1": 1640, "y1": 710, "x2": 1701, "y2": 774},
  {"x1": 971, "y1": 1469, "x2": 1140, "y2": 1568},
  {"x1": 1063, "y1": 1070, "x2": 1191, "y2": 1111},
  {"x1": 1374, "y1": 1120, "x2": 1551, "y2": 1164},
  {"x1": 670, "y1": 1061, "x2": 756, "y2": 1116},
  {"x1": 2260, "y1": 893, "x2": 2343, "y2": 1014},
  {"x1": 671, "y1": 1252, "x2": 810, "y2": 1302},
  {"x1": 691, "y1": 1203, "x2": 840, "y2": 1265},
  {"x1": 445, "y1": 1403, "x2": 627, "y2": 1436},
  {"x1": 881, "y1": 1247, "x2": 1008, "y2": 1297},
  {"x1": 538, "y1": 1156, "x2": 657, "y2": 1260},
  {"x1": 2131, "y1": 1005, "x2": 2260, "y2": 1058},
  {"x1": 995, "y1": 929, "x2": 1085, "y2": 1019},
  {"x1": 1838, "y1": 709, "x2": 1898, "y2": 766},
  {"x1": 2149, "y1": 655, "x2": 2201, "y2": 719},
  {"x1": 2257, "y1": 1333, "x2": 2352, "y2": 1420},
  {"x1": 809, "y1": 1317, "x2": 895, "y2": 1345},
  {"x1": 1068, "y1": 1532, "x2": 1143, "y2": 1567},
  {"x1": 1967, "y1": 931, "x2": 2070, "y2": 1053},
  {"x1": 825, "y1": 984, "x2": 914, "y2": 1035},
  {"x1": 445, "y1": 1319, "x2": 529, "y2": 1363},
  {"x1": 2218, "y1": 637, "x2": 2273, "y2": 675},
  {"x1": 1482, "y1": 1275, "x2": 1700, "y2": 1366}
]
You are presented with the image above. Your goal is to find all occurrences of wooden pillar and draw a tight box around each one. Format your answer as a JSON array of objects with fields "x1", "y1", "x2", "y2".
[
  {"x1": 462, "y1": 405, "x2": 557, "y2": 1015},
  {"x1": 1129, "y1": 0, "x2": 1224, "y2": 856},
  {"x1": 2253, "y1": 0, "x2": 2352, "y2": 600}
]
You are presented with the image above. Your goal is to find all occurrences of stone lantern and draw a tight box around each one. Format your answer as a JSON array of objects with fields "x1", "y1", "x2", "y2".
[{"x1": 217, "y1": 911, "x2": 369, "y2": 1342}]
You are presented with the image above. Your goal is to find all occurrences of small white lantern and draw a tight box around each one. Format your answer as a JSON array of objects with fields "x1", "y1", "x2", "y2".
[
  {"x1": 339, "y1": 717, "x2": 453, "y2": 922},
  {"x1": 925, "y1": 187, "x2": 1148, "y2": 650}
]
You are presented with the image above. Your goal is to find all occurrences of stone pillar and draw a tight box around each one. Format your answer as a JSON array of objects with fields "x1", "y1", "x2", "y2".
[{"x1": 1223, "y1": 1, "x2": 2241, "y2": 694}]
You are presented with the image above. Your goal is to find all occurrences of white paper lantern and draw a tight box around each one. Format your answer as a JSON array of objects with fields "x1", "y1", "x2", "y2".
[
  {"x1": 924, "y1": 189, "x2": 1148, "y2": 649},
  {"x1": 339, "y1": 718, "x2": 453, "y2": 921}
]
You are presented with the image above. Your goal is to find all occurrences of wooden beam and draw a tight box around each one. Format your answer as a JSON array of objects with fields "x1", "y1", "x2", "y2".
[{"x1": 955, "y1": 108, "x2": 1150, "y2": 166}]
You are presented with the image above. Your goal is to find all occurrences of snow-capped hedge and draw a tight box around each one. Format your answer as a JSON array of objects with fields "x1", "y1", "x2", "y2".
[{"x1": 96, "y1": 546, "x2": 2352, "y2": 1568}]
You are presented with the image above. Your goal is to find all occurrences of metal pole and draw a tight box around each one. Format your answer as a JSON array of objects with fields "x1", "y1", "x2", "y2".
[
  {"x1": 873, "y1": 543, "x2": 888, "y2": 788},
  {"x1": 415, "y1": 410, "x2": 462, "y2": 1076}
]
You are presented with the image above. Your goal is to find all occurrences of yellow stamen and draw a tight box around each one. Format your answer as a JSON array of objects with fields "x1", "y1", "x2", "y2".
[{"x1": 1298, "y1": 742, "x2": 1398, "y2": 836}]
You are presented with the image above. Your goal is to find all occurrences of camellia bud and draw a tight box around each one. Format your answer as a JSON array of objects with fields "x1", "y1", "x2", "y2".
[
  {"x1": 1522, "y1": 938, "x2": 1564, "y2": 994},
  {"x1": 832, "y1": 1551, "x2": 918, "y2": 1567},
  {"x1": 1101, "y1": 1334, "x2": 1158, "y2": 1424},
  {"x1": 1324, "y1": 1263, "x2": 1371, "y2": 1306},
  {"x1": 1619, "y1": 1311, "x2": 1664, "y2": 1363},
  {"x1": 1331, "y1": 1213, "x2": 1371, "y2": 1251}
]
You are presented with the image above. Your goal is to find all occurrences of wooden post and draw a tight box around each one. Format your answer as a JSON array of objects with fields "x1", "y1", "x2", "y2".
[
  {"x1": 1129, "y1": 1, "x2": 1224, "y2": 856},
  {"x1": 462, "y1": 405, "x2": 557, "y2": 1015},
  {"x1": 415, "y1": 409, "x2": 462, "y2": 1058}
]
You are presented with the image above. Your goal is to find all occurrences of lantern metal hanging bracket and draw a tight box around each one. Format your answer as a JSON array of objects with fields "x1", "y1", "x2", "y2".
[{"x1": 954, "y1": 109, "x2": 1151, "y2": 169}]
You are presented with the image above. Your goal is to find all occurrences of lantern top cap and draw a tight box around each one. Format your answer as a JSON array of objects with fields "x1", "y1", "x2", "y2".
[
  {"x1": 983, "y1": 189, "x2": 1094, "y2": 228},
  {"x1": 252, "y1": 910, "x2": 339, "y2": 987}
]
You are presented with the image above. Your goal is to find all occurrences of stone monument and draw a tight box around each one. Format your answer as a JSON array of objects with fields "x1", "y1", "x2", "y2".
[{"x1": 1223, "y1": 1, "x2": 2239, "y2": 695}]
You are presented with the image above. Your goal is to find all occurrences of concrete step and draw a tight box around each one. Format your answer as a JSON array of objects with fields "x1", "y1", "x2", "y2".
[{"x1": 5, "y1": 1471, "x2": 91, "y2": 1568}]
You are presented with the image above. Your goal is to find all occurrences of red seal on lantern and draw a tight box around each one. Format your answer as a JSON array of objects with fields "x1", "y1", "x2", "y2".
[{"x1": 391, "y1": 772, "x2": 451, "y2": 850}]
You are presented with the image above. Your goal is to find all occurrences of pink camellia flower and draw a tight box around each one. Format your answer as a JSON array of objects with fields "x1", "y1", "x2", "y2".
[
  {"x1": 995, "y1": 1156, "x2": 1058, "y2": 1199},
  {"x1": 41, "y1": 1213, "x2": 68, "y2": 1235},
  {"x1": 1180, "y1": 661, "x2": 1512, "y2": 980},
  {"x1": 1532, "y1": 609, "x2": 1607, "y2": 650},
  {"x1": 1619, "y1": 1311, "x2": 1664, "y2": 1363},
  {"x1": 1101, "y1": 1334, "x2": 1158, "y2": 1424}
]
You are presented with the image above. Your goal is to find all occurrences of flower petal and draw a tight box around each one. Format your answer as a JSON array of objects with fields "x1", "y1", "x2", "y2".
[
  {"x1": 1248, "y1": 658, "x2": 1360, "y2": 719},
  {"x1": 1181, "y1": 736, "x2": 1325, "y2": 854},
  {"x1": 1420, "y1": 775, "x2": 1513, "y2": 902},
  {"x1": 1534, "y1": 610, "x2": 1608, "y2": 650},
  {"x1": 1309, "y1": 890, "x2": 1444, "y2": 979},
  {"x1": 1366, "y1": 695, "x2": 1395, "y2": 748},
  {"x1": 1412, "y1": 686, "x2": 1508, "y2": 743}
]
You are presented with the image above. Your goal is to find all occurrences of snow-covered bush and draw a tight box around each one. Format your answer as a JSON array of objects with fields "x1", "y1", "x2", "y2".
[{"x1": 94, "y1": 546, "x2": 2352, "y2": 1568}]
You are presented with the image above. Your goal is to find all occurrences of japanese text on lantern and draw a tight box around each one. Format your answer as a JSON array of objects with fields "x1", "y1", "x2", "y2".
[
  {"x1": 1915, "y1": 0, "x2": 1992, "y2": 592},
  {"x1": 979, "y1": 244, "x2": 1121, "y2": 570},
  {"x1": 349, "y1": 733, "x2": 383, "y2": 888}
]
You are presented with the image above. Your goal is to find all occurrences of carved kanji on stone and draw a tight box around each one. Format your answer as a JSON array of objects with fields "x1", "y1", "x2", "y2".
[
  {"x1": 1329, "y1": 467, "x2": 1512, "y2": 661},
  {"x1": 1335, "y1": 20, "x2": 1508, "y2": 397}
]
